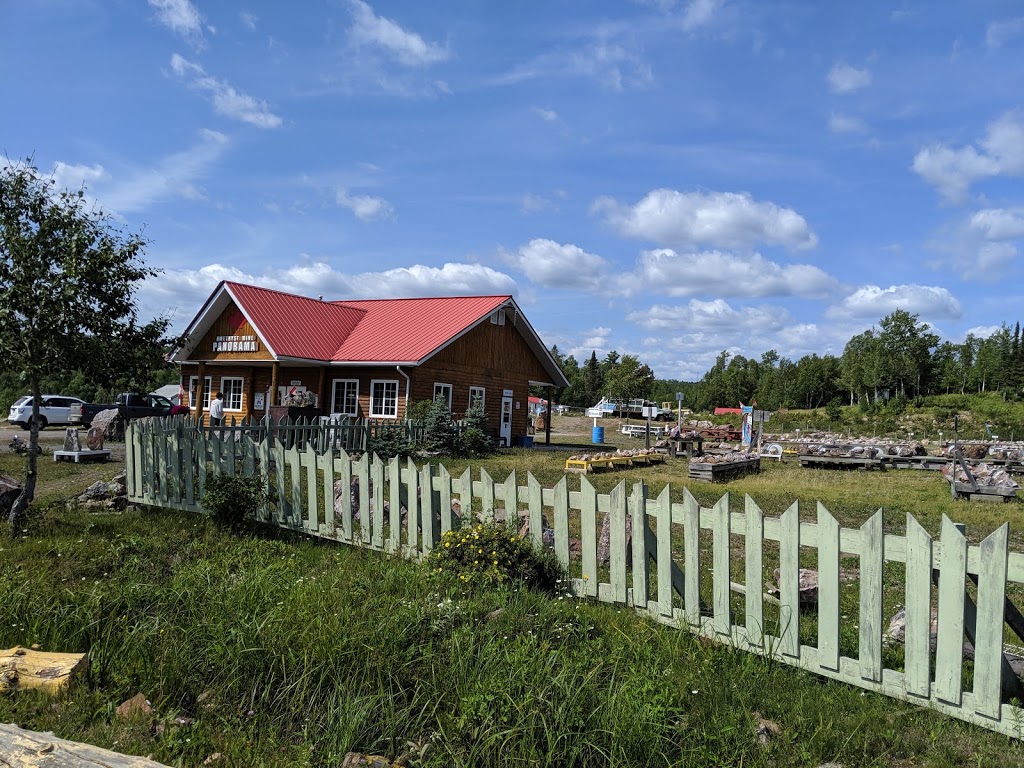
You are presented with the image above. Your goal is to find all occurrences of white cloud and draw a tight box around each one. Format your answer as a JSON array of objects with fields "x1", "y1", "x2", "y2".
[
  {"x1": 568, "y1": 39, "x2": 653, "y2": 92},
  {"x1": 827, "y1": 62, "x2": 871, "y2": 94},
  {"x1": 635, "y1": 249, "x2": 837, "y2": 298},
  {"x1": 520, "y1": 194, "x2": 552, "y2": 213},
  {"x1": 593, "y1": 189, "x2": 818, "y2": 250},
  {"x1": 348, "y1": 0, "x2": 448, "y2": 66},
  {"x1": 532, "y1": 107, "x2": 560, "y2": 122},
  {"x1": 52, "y1": 162, "x2": 108, "y2": 191},
  {"x1": 912, "y1": 110, "x2": 1024, "y2": 202},
  {"x1": 986, "y1": 17, "x2": 1024, "y2": 49},
  {"x1": 335, "y1": 188, "x2": 395, "y2": 221},
  {"x1": 969, "y1": 208, "x2": 1024, "y2": 240},
  {"x1": 828, "y1": 112, "x2": 869, "y2": 134},
  {"x1": 84, "y1": 128, "x2": 230, "y2": 214},
  {"x1": 141, "y1": 261, "x2": 518, "y2": 331},
  {"x1": 507, "y1": 239, "x2": 610, "y2": 292},
  {"x1": 239, "y1": 11, "x2": 258, "y2": 31},
  {"x1": 826, "y1": 284, "x2": 963, "y2": 321},
  {"x1": 964, "y1": 325, "x2": 1002, "y2": 340},
  {"x1": 680, "y1": 0, "x2": 722, "y2": 32},
  {"x1": 148, "y1": 0, "x2": 203, "y2": 44},
  {"x1": 169, "y1": 54, "x2": 282, "y2": 129},
  {"x1": 628, "y1": 299, "x2": 786, "y2": 333}
]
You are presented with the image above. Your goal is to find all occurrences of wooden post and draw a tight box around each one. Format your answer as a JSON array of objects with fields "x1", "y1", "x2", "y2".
[
  {"x1": 545, "y1": 385, "x2": 553, "y2": 446},
  {"x1": 245, "y1": 367, "x2": 256, "y2": 422},
  {"x1": 270, "y1": 361, "x2": 279, "y2": 407},
  {"x1": 195, "y1": 360, "x2": 206, "y2": 424},
  {"x1": 318, "y1": 365, "x2": 327, "y2": 415}
]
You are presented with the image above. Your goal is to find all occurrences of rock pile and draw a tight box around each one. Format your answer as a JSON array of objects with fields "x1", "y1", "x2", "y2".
[
  {"x1": 942, "y1": 462, "x2": 1019, "y2": 489},
  {"x1": 73, "y1": 472, "x2": 129, "y2": 511}
]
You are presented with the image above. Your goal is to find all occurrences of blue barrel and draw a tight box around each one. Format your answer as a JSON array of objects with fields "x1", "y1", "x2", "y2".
[{"x1": 592, "y1": 426, "x2": 605, "y2": 444}]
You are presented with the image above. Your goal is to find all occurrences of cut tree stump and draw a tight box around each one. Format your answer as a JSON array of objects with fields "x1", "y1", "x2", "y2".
[
  {"x1": 0, "y1": 723, "x2": 171, "y2": 767},
  {"x1": 0, "y1": 647, "x2": 88, "y2": 694}
]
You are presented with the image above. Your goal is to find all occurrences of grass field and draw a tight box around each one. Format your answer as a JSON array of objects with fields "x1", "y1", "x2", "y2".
[{"x1": 3, "y1": 424, "x2": 1024, "y2": 766}]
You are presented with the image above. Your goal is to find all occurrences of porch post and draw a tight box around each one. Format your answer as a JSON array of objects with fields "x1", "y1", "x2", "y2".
[
  {"x1": 195, "y1": 360, "x2": 206, "y2": 424},
  {"x1": 317, "y1": 365, "x2": 327, "y2": 414},
  {"x1": 545, "y1": 385, "x2": 553, "y2": 446},
  {"x1": 245, "y1": 367, "x2": 256, "y2": 422},
  {"x1": 270, "y1": 361, "x2": 279, "y2": 407}
]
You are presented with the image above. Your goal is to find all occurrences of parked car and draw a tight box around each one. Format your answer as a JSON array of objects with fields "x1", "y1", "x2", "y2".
[
  {"x1": 7, "y1": 395, "x2": 87, "y2": 430},
  {"x1": 69, "y1": 392, "x2": 183, "y2": 427}
]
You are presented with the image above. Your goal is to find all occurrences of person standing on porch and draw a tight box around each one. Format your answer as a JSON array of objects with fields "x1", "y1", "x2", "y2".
[{"x1": 210, "y1": 391, "x2": 225, "y2": 432}]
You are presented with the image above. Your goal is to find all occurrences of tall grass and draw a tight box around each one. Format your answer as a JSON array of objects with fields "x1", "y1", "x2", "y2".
[{"x1": 4, "y1": 502, "x2": 1024, "y2": 766}]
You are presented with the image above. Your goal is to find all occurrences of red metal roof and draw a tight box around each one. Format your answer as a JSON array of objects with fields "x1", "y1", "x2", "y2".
[
  {"x1": 226, "y1": 282, "x2": 367, "y2": 360},
  {"x1": 332, "y1": 296, "x2": 509, "y2": 362},
  {"x1": 225, "y1": 282, "x2": 510, "y2": 363}
]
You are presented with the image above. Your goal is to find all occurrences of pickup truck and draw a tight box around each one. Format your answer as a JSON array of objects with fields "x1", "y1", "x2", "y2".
[{"x1": 69, "y1": 392, "x2": 184, "y2": 426}]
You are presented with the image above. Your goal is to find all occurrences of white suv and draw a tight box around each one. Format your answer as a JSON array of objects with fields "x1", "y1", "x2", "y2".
[{"x1": 7, "y1": 395, "x2": 86, "y2": 430}]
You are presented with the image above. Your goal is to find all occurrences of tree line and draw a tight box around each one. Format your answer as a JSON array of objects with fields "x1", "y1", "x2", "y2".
[{"x1": 546, "y1": 309, "x2": 1024, "y2": 414}]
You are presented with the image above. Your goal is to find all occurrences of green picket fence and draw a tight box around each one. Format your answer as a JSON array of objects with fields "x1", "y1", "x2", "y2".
[{"x1": 125, "y1": 419, "x2": 1024, "y2": 740}]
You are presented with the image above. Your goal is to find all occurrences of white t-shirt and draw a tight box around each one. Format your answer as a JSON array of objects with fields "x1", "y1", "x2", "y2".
[{"x1": 210, "y1": 398, "x2": 225, "y2": 419}]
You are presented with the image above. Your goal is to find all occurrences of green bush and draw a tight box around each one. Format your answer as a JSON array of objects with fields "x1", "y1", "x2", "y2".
[
  {"x1": 458, "y1": 402, "x2": 494, "y2": 458},
  {"x1": 426, "y1": 521, "x2": 565, "y2": 593},
  {"x1": 201, "y1": 474, "x2": 270, "y2": 529},
  {"x1": 366, "y1": 424, "x2": 412, "y2": 459},
  {"x1": 825, "y1": 397, "x2": 843, "y2": 423},
  {"x1": 422, "y1": 395, "x2": 460, "y2": 454}
]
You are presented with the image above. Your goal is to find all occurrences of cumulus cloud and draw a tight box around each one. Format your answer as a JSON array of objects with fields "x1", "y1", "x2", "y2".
[
  {"x1": 335, "y1": 188, "x2": 395, "y2": 221},
  {"x1": 828, "y1": 112, "x2": 869, "y2": 134},
  {"x1": 825, "y1": 284, "x2": 963, "y2": 321},
  {"x1": 827, "y1": 62, "x2": 871, "y2": 94},
  {"x1": 170, "y1": 54, "x2": 282, "y2": 129},
  {"x1": 140, "y1": 260, "x2": 519, "y2": 332},
  {"x1": 148, "y1": 0, "x2": 204, "y2": 44},
  {"x1": 986, "y1": 17, "x2": 1024, "y2": 49},
  {"x1": 506, "y1": 239, "x2": 610, "y2": 292},
  {"x1": 969, "y1": 207, "x2": 1024, "y2": 240},
  {"x1": 628, "y1": 299, "x2": 786, "y2": 333},
  {"x1": 912, "y1": 110, "x2": 1024, "y2": 202},
  {"x1": 593, "y1": 189, "x2": 818, "y2": 251},
  {"x1": 348, "y1": 0, "x2": 448, "y2": 66},
  {"x1": 635, "y1": 249, "x2": 837, "y2": 298},
  {"x1": 52, "y1": 162, "x2": 108, "y2": 191}
]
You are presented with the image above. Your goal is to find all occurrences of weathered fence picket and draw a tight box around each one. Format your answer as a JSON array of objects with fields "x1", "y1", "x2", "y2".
[{"x1": 124, "y1": 418, "x2": 1024, "y2": 740}]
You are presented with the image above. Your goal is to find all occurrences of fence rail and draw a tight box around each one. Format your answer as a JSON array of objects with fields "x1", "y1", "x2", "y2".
[{"x1": 124, "y1": 420, "x2": 1024, "y2": 739}]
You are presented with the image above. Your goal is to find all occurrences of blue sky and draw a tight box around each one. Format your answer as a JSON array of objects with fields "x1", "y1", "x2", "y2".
[{"x1": 4, "y1": 1, "x2": 1024, "y2": 379}]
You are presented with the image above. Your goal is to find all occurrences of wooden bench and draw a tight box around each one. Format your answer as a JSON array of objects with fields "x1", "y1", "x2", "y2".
[{"x1": 687, "y1": 458, "x2": 760, "y2": 482}]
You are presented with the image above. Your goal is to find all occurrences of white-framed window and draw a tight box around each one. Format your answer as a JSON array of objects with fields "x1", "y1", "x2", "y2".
[
  {"x1": 332, "y1": 379, "x2": 359, "y2": 417},
  {"x1": 370, "y1": 379, "x2": 399, "y2": 418},
  {"x1": 221, "y1": 377, "x2": 244, "y2": 412},
  {"x1": 433, "y1": 382, "x2": 452, "y2": 410},
  {"x1": 189, "y1": 376, "x2": 212, "y2": 409},
  {"x1": 489, "y1": 309, "x2": 506, "y2": 326},
  {"x1": 469, "y1": 386, "x2": 485, "y2": 411}
]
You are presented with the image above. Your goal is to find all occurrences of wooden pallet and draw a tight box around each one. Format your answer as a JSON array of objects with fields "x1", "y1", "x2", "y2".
[
  {"x1": 565, "y1": 454, "x2": 666, "y2": 473},
  {"x1": 951, "y1": 482, "x2": 1020, "y2": 503},
  {"x1": 688, "y1": 458, "x2": 760, "y2": 482},
  {"x1": 799, "y1": 455, "x2": 885, "y2": 470},
  {"x1": 883, "y1": 454, "x2": 949, "y2": 471}
]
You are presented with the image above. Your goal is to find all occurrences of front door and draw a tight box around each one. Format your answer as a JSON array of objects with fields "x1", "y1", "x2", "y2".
[{"x1": 499, "y1": 392, "x2": 513, "y2": 447}]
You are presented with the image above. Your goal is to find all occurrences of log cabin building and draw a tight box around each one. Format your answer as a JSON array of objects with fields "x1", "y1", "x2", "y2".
[{"x1": 170, "y1": 281, "x2": 569, "y2": 446}]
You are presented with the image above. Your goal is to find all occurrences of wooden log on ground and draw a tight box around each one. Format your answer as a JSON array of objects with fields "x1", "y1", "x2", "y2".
[
  {"x1": 0, "y1": 723, "x2": 170, "y2": 767},
  {"x1": 0, "y1": 647, "x2": 88, "y2": 694}
]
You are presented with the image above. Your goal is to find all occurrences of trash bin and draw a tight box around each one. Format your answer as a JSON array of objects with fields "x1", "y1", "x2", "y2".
[
  {"x1": 517, "y1": 435, "x2": 534, "y2": 448},
  {"x1": 592, "y1": 426, "x2": 605, "y2": 444}
]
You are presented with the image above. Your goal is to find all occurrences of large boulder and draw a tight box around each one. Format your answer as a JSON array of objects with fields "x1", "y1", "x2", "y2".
[{"x1": 91, "y1": 409, "x2": 125, "y2": 441}]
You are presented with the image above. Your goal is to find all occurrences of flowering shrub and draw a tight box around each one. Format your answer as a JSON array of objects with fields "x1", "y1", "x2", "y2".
[{"x1": 426, "y1": 521, "x2": 564, "y2": 593}]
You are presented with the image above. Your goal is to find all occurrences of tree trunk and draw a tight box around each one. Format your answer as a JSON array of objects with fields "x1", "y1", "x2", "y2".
[{"x1": 8, "y1": 377, "x2": 40, "y2": 534}]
